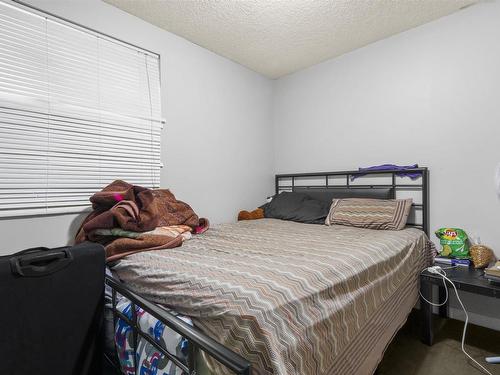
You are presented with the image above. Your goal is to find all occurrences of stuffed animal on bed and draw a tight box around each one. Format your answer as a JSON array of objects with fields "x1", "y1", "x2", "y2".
[{"x1": 238, "y1": 208, "x2": 264, "y2": 221}]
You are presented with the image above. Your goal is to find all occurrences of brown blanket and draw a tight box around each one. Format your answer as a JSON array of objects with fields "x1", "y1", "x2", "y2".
[{"x1": 76, "y1": 180, "x2": 206, "y2": 260}]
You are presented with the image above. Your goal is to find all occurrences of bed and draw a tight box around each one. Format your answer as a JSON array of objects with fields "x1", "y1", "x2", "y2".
[{"x1": 106, "y1": 168, "x2": 433, "y2": 375}]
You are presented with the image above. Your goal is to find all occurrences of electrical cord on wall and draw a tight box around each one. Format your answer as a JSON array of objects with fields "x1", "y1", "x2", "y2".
[{"x1": 419, "y1": 266, "x2": 493, "y2": 375}]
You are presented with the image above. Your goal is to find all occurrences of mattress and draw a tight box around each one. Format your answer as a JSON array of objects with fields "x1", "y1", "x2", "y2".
[{"x1": 112, "y1": 218, "x2": 435, "y2": 375}]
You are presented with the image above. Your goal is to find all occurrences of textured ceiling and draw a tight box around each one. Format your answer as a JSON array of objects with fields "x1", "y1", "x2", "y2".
[{"x1": 103, "y1": 0, "x2": 477, "y2": 78}]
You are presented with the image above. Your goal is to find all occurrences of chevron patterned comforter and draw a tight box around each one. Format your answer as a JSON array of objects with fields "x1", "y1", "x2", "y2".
[{"x1": 112, "y1": 218, "x2": 435, "y2": 375}]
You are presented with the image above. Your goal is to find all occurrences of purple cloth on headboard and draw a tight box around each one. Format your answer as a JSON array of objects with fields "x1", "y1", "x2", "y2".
[{"x1": 350, "y1": 164, "x2": 421, "y2": 181}]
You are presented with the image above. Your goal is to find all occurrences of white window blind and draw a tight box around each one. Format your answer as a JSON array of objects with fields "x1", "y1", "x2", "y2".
[{"x1": 0, "y1": 2, "x2": 162, "y2": 217}]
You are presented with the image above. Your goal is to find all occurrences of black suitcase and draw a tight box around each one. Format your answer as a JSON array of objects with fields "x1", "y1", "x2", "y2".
[{"x1": 0, "y1": 242, "x2": 105, "y2": 375}]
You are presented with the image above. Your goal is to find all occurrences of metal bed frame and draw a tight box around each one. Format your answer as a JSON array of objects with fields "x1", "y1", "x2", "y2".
[
  {"x1": 105, "y1": 167, "x2": 429, "y2": 375},
  {"x1": 275, "y1": 167, "x2": 429, "y2": 235},
  {"x1": 106, "y1": 275, "x2": 252, "y2": 375}
]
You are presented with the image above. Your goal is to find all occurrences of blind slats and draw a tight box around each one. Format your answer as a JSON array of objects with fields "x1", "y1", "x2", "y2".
[
  {"x1": 0, "y1": 125, "x2": 160, "y2": 149},
  {"x1": 0, "y1": 2, "x2": 162, "y2": 218}
]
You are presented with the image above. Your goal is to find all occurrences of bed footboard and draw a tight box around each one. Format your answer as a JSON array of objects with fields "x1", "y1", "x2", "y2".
[{"x1": 105, "y1": 275, "x2": 251, "y2": 375}]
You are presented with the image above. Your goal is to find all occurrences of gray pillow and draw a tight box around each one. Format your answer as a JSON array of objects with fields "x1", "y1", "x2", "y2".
[{"x1": 263, "y1": 192, "x2": 330, "y2": 224}]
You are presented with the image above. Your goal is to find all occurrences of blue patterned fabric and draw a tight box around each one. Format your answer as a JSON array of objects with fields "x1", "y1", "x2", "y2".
[{"x1": 114, "y1": 299, "x2": 192, "y2": 375}]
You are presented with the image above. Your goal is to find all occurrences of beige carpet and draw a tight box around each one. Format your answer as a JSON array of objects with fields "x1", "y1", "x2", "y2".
[{"x1": 378, "y1": 311, "x2": 500, "y2": 375}]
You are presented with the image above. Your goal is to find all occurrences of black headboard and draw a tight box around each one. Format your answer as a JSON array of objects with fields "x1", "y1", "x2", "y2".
[{"x1": 275, "y1": 168, "x2": 429, "y2": 235}]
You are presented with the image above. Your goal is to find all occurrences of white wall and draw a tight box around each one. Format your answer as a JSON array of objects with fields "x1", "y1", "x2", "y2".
[
  {"x1": 272, "y1": 0, "x2": 500, "y2": 258},
  {"x1": 0, "y1": 0, "x2": 274, "y2": 254}
]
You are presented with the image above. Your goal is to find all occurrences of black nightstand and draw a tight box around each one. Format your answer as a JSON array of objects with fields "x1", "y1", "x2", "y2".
[{"x1": 420, "y1": 266, "x2": 500, "y2": 345}]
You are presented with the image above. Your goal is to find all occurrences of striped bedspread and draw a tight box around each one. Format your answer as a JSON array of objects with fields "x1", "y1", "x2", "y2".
[{"x1": 112, "y1": 219, "x2": 434, "y2": 375}]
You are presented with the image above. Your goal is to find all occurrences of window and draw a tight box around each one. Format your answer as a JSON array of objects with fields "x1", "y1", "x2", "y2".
[{"x1": 0, "y1": 2, "x2": 162, "y2": 217}]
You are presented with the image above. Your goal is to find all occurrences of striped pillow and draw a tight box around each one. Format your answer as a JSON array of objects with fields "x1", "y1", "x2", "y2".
[{"x1": 325, "y1": 198, "x2": 413, "y2": 230}]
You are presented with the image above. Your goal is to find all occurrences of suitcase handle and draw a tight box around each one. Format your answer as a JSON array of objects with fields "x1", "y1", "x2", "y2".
[{"x1": 10, "y1": 249, "x2": 73, "y2": 277}]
